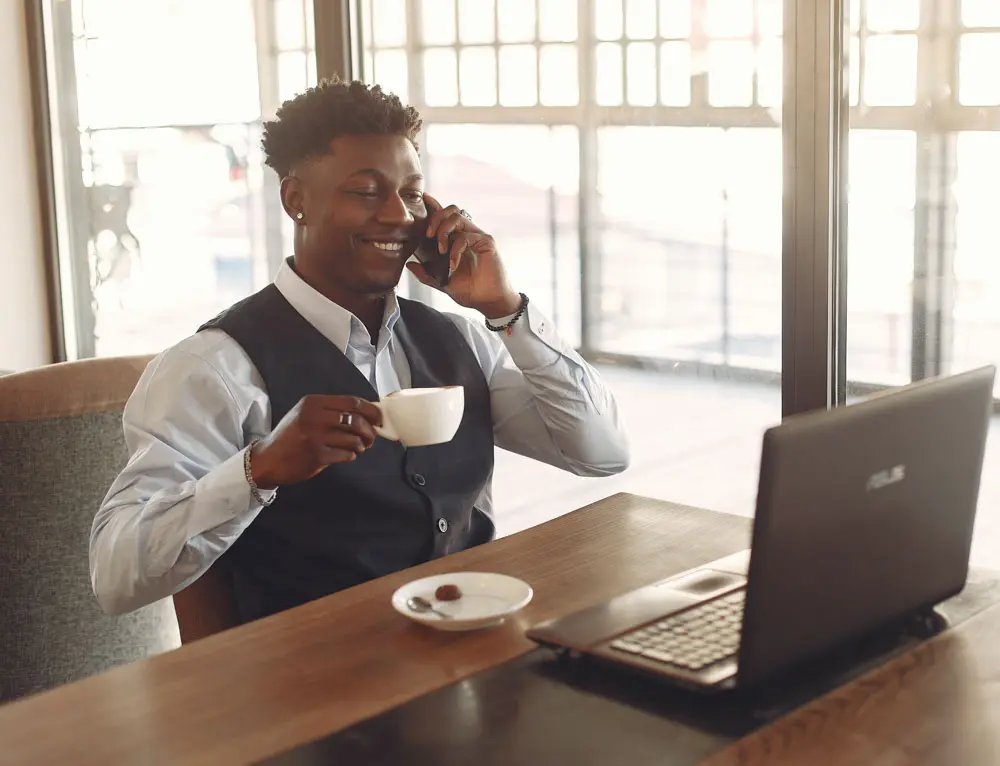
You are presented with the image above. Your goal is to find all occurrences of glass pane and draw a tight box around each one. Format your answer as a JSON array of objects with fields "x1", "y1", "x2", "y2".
[
  {"x1": 539, "y1": 45, "x2": 579, "y2": 106},
  {"x1": 71, "y1": 3, "x2": 260, "y2": 129},
  {"x1": 659, "y1": 0, "x2": 691, "y2": 37},
  {"x1": 863, "y1": 35, "x2": 918, "y2": 106},
  {"x1": 306, "y1": 52, "x2": 317, "y2": 87},
  {"x1": 78, "y1": 0, "x2": 123, "y2": 35},
  {"x1": 757, "y1": 38, "x2": 782, "y2": 108},
  {"x1": 596, "y1": 126, "x2": 782, "y2": 364},
  {"x1": 363, "y1": 49, "x2": 375, "y2": 85},
  {"x1": 372, "y1": 0, "x2": 407, "y2": 46},
  {"x1": 626, "y1": 43, "x2": 657, "y2": 106},
  {"x1": 373, "y1": 49, "x2": 409, "y2": 103},
  {"x1": 846, "y1": 130, "x2": 918, "y2": 386},
  {"x1": 424, "y1": 48, "x2": 459, "y2": 105},
  {"x1": 499, "y1": 45, "x2": 538, "y2": 106},
  {"x1": 705, "y1": 0, "x2": 754, "y2": 38},
  {"x1": 539, "y1": 0, "x2": 578, "y2": 41},
  {"x1": 499, "y1": 0, "x2": 536, "y2": 42},
  {"x1": 278, "y1": 51, "x2": 307, "y2": 103},
  {"x1": 625, "y1": 0, "x2": 657, "y2": 40},
  {"x1": 954, "y1": 133, "x2": 1000, "y2": 382},
  {"x1": 849, "y1": 131, "x2": 918, "y2": 208},
  {"x1": 422, "y1": 124, "x2": 580, "y2": 340},
  {"x1": 596, "y1": 0, "x2": 624, "y2": 40},
  {"x1": 596, "y1": 43, "x2": 624, "y2": 105},
  {"x1": 708, "y1": 41, "x2": 755, "y2": 107},
  {"x1": 421, "y1": 0, "x2": 457, "y2": 46},
  {"x1": 52, "y1": 0, "x2": 276, "y2": 358},
  {"x1": 84, "y1": 125, "x2": 268, "y2": 355},
  {"x1": 459, "y1": 47, "x2": 498, "y2": 106},
  {"x1": 458, "y1": 0, "x2": 496, "y2": 43},
  {"x1": 757, "y1": 0, "x2": 783, "y2": 36},
  {"x1": 593, "y1": 125, "x2": 781, "y2": 515},
  {"x1": 660, "y1": 42, "x2": 691, "y2": 106},
  {"x1": 274, "y1": 0, "x2": 305, "y2": 50},
  {"x1": 963, "y1": 0, "x2": 1000, "y2": 27},
  {"x1": 866, "y1": 0, "x2": 919, "y2": 31},
  {"x1": 850, "y1": 0, "x2": 861, "y2": 32},
  {"x1": 959, "y1": 34, "x2": 1000, "y2": 106},
  {"x1": 71, "y1": 0, "x2": 85, "y2": 35}
]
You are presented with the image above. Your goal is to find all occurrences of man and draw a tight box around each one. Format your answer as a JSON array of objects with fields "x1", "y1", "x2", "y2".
[{"x1": 90, "y1": 79, "x2": 629, "y2": 624}]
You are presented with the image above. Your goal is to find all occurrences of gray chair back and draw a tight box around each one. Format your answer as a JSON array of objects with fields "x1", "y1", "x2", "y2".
[{"x1": 0, "y1": 355, "x2": 180, "y2": 703}]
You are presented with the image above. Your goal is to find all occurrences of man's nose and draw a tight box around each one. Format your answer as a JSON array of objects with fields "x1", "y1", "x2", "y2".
[{"x1": 376, "y1": 194, "x2": 413, "y2": 224}]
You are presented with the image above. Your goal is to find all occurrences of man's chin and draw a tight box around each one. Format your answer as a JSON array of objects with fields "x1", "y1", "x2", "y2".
[
  {"x1": 358, "y1": 271, "x2": 405, "y2": 296},
  {"x1": 351, "y1": 250, "x2": 411, "y2": 294}
]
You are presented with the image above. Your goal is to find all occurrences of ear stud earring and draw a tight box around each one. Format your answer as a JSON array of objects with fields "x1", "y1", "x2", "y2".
[{"x1": 295, "y1": 212, "x2": 304, "y2": 220}]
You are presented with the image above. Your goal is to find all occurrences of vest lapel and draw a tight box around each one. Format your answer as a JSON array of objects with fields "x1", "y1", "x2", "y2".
[
  {"x1": 266, "y1": 285, "x2": 380, "y2": 402},
  {"x1": 395, "y1": 299, "x2": 466, "y2": 389}
]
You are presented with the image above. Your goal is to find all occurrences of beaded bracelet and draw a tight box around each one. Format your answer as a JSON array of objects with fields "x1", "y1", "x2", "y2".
[{"x1": 484, "y1": 293, "x2": 529, "y2": 336}]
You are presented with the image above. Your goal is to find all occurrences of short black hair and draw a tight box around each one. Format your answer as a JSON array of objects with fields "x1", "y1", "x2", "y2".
[{"x1": 261, "y1": 77, "x2": 423, "y2": 178}]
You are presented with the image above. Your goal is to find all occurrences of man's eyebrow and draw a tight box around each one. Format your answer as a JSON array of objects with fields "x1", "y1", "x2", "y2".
[{"x1": 346, "y1": 169, "x2": 424, "y2": 182}]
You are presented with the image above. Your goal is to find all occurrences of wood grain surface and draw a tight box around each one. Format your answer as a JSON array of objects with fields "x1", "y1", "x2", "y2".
[
  {"x1": 0, "y1": 493, "x2": 751, "y2": 766},
  {"x1": 703, "y1": 596, "x2": 1000, "y2": 766}
]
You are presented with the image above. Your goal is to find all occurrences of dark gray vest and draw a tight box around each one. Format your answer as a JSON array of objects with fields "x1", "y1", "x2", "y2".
[{"x1": 199, "y1": 284, "x2": 495, "y2": 623}]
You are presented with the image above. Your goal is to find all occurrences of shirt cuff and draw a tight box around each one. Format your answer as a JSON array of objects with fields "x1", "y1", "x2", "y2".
[
  {"x1": 495, "y1": 303, "x2": 563, "y2": 370},
  {"x1": 187, "y1": 448, "x2": 274, "y2": 538}
]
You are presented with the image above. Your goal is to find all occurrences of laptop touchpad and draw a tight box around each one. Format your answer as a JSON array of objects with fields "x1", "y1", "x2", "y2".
[{"x1": 661, "y1": 568, "x2": 746, "y2": 598}]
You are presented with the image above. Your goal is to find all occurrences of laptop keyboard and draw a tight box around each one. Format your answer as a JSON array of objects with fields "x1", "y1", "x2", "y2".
[{"x1": 609, "y1": 589, "x2": 745, "y2": 671}]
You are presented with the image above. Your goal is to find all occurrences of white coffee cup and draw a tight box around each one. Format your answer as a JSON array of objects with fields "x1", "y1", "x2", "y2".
[{"x1": 374, "y1": 386, "x2": 465, "y2": 447}]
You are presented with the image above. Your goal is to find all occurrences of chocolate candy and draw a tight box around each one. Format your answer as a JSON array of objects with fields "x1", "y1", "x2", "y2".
[{"x1": 435, "y1": 584, "x2": 462, "y2": 601}]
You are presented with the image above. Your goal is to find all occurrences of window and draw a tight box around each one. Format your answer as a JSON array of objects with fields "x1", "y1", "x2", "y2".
[
  {"x1": 358, "y1": 0, "x2": 783, "y2": 525},
  {"x1": 36, "y1": 0, "x2": 1000, "y2": 559},
  {"x1": 44, "y1": 0, "x2": 314, "y2": 358},
  {"x1": 846, "y1": 0, "x2": 1000, "y2": 400},
  {"x1": 843, "y1": 0, "x2": 1000, "y2": 566}
]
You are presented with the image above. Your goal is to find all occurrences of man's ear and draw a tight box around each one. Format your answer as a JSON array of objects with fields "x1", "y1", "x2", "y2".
[{"x1": 280, "y1": 175, "x2": 304, "y2": 221}]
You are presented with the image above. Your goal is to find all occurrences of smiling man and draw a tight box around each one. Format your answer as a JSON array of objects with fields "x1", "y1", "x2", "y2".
[{"x1": 90, "y1": 78, "x2": 630, "y2": 624}]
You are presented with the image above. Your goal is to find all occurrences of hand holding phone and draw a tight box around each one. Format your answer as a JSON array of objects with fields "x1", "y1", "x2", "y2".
[
  {"x1": 408, "y1": 192, "x2": 521, "y2": 317},
  {"x1": 414, "y1": 230, "x2": 454, "y2": 288},
  {"x1": 412, "y1": 194, "x2": 457, "y2": 288}
]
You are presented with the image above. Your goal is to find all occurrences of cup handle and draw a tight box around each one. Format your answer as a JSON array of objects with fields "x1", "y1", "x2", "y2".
[{"x1": 373, "y1": 401, "x2": 399, "y2": 441}]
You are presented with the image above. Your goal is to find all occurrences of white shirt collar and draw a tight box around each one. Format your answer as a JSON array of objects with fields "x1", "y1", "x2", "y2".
[{"x1": 273, "y1": 258, "x2": 401, "y2": 353}]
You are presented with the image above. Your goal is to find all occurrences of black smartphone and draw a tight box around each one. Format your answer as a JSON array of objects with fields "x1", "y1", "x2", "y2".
[{"x1": 414, "y1": 231, "x2": 454, "y2": 288}]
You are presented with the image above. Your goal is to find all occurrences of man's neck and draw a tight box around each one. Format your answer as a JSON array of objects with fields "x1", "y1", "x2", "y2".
[{"x1": 288, "y1": 259, "x2": 389, "y2": 340}]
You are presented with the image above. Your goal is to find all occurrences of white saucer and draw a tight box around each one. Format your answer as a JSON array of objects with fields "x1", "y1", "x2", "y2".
[{"x1": 391, "y1": 572, "x2": 533, "y2": 632}]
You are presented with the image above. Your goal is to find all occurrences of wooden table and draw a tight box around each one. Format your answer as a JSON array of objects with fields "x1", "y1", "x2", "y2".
[
  {"x1": 0, "y1": 493, "x2": 997, "y2": 765},
  {"x1": 0, "y1": 494, "x2": 750, "y2": 764}
]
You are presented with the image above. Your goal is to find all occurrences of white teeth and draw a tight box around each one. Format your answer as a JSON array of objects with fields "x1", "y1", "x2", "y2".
[{"x1": 370, "y1": 241, "x2": 403, "y2": 252}]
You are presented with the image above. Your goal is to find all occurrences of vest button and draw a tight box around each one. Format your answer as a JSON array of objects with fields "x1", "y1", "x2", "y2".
[
  {"x1": 437, "y1": 518, "x2": 449, "y2": 533},
  {"x1": 412, "y1": 473, "x2": 426, "y2": 486}
]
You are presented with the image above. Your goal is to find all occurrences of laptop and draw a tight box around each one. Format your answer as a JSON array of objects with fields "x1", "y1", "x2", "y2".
[{"x1": 528, "y1": 366, "x2": 996, "y2": 691}]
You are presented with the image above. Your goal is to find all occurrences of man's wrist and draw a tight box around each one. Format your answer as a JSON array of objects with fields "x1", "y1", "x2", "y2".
[
  {"x1": 476, "y1": 291, "x2": 523, "y2": 320},
  {"x1": 248, "y1": 440, "x2": 279, "y2": 493}
]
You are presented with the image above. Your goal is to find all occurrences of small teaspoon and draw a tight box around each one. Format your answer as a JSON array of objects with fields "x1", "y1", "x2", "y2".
[{"x1": 407, "y1": 596, "x2": 452, "y2": 619}]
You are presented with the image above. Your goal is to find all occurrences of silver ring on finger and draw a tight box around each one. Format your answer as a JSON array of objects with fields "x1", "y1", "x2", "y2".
[
  {"x1": 338, "y1": 412, "x2": 353, "y2": 427},
  {"x1": 459, "y1": 208, "x2": 472, "y2": 220}
]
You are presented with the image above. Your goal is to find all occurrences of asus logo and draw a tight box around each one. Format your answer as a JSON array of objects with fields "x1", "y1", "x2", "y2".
[{"x1": 866, "y1": 465, "x2": 906, "y2": 492}]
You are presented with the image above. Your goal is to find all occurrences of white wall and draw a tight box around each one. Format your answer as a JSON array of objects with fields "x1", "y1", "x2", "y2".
[{"x1": 0, "y1": 2, "x2": 52, "y2": 371}]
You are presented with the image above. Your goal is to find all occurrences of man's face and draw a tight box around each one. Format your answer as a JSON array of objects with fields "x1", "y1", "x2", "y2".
[{"x1": 285, "y1": 134, "x2": 427, "y2": 295}]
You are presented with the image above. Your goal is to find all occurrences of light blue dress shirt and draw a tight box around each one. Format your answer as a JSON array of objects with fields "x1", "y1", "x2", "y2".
[{"x1": 90, "y1": 261, "x2": 630, "y2": 615}]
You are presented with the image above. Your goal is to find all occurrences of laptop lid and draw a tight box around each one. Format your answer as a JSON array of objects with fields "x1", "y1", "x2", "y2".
[{"x1": 736, "y1": 366, "x2": 995, "y2": 687}]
